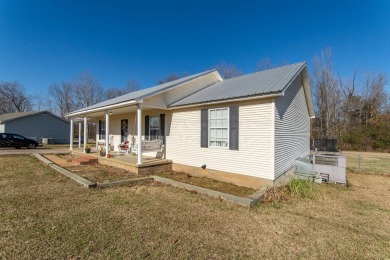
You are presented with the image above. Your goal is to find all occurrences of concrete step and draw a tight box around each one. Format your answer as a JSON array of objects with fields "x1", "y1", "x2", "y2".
[{"x1": 72, "y1": 157, "x2": 98, "y2": 165}]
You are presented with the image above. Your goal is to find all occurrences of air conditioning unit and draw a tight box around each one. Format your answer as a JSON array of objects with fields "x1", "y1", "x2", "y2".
[
  {"x1": 313, "y1": 154, "x2": 346, "y2": 184},
  {"x1": 294, "y1": 154, "x2": 346, "y2": 185}
]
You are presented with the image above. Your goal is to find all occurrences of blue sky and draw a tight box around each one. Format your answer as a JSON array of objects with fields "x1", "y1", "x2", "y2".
[{"x1": 0, "y1": 0, "x2": 389, "y2": 97}]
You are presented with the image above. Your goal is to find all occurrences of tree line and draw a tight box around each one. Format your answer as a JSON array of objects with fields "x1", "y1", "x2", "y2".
[
  {"x1": 311, "y1": 48, "x2": 389, "y2": 151},
  {"x1": 0, "y1": 51, "x2": 389, "y2": 151}
]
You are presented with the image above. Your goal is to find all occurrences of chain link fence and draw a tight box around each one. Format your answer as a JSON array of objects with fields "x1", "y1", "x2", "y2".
[{"x1": 342, "y1": 152, "x2": 390, "y2": 175}]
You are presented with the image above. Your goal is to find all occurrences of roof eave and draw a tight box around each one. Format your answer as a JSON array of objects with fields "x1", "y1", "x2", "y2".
[{"x1": 65, "y1": 100, "x2": 139, "y2": 118}]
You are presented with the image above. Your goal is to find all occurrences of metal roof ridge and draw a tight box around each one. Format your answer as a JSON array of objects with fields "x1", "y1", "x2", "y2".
[{"x1": 223, "y1": 61, "x2": 306, "y2": 82}]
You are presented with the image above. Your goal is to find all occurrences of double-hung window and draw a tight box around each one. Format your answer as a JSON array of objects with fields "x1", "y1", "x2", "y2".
[
  {"x1": 149, "y1": 115, "x2": 160, "y2": 140},
  {"x1": 209, "y1": 108, "x2": 229, "y2": 147}
]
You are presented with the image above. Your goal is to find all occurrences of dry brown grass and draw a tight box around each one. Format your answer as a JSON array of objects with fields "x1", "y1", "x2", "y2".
[
  {"x1": 1, "y1": 155, "x2": 390, "y2": 259},
  {"x1": 156, "y1": 171, "x2": 255, "y2": 197}
]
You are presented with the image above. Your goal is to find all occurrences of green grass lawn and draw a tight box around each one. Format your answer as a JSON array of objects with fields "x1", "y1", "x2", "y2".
[{"x1": 1, "y1": 155, "x2": 389, "y2": 259}]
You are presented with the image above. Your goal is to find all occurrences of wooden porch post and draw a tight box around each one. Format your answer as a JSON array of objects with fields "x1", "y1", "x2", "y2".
[
  {"x1": 105, "y1": 111, "x2": 110, "y2": 158},
  {"x1": 137, "y1": 102, "x2": 142, "y2": 165},
  {"x1": 78, "y1": 122, "x2": 81, "y2": 148},
  {"x1": 83, "y1": 116, "x2": 88, "y2": 153},
  {"x1": 69, "y1": 118, "x2": 73, "y2": 151}
]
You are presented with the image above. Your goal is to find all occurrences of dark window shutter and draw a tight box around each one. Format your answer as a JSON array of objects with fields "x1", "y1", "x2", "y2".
[
  {"x1": 144, "y1": 115, "x2": 149, "y2": 137},
  {"x1": 160, "y1": 114, "x2": 165, "y2": 144},
  {"x1": 201, "y1": 109, "x2": 208, "y2": 148},
  {"x1": 98, "y1": 120, "x2": 102, "y2": 139},
  {"x1": 229, "y1": 106, "x2": 239, "y2": 150}
]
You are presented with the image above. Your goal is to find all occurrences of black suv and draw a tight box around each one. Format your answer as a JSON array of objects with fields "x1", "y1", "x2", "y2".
[{"x1": 0, "y1": 133, "x2": 40, "y2": 149}]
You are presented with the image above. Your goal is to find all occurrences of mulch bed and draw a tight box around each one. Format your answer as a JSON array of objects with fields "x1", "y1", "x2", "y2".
[{"x1": 155, "y1": 171, "x2": 255, "y2": 197}]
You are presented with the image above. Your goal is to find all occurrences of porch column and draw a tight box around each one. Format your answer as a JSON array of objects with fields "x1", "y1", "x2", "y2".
[
  {"x1": 83, "y1": 116, "x2": 88, "y2": 153},
  {"x1": 105, "y1": 111, "x2": 110, "y2": 157},
  {"x1": 69, "y1": 118, "x2": 73, "y2": 151},
  {"x1": 78, "y1": 122, "x2": 82, "y2": 148},
  {"x1": 137, "y1": 102, "x2": 142, "y2": 165}
]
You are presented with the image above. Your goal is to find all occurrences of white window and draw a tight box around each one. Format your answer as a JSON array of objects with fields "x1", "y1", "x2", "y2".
[
  {"x1": 209, "y1": 108, "x2": 229, "y2": 148},
  {"x1": 149, "y1": 115, "x2": 160, "y2": 140}
]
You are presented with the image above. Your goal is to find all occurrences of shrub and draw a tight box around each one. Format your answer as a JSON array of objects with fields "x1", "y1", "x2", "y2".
[{"x1": 287, "y1": 178, "x2": 316, "y2": 198}]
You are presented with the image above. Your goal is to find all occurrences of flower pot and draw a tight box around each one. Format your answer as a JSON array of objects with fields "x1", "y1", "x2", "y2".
[{"x1": 85, "y1": 148, "x2": 91, "y2": 153}]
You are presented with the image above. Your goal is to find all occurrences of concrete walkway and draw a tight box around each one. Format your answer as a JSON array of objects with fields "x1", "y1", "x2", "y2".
[{"x1": 0, "y1": 148, "x2": 69, "y2": 155}]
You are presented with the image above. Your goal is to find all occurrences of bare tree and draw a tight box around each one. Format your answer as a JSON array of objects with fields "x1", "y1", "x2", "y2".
[
  {"x1": 214, "y1": 62, "x2": 242, "y2": 79},
  {"x1": 0, "y1": 81, "x2": 32, "y2": 114},
  {"x1": 361, "y1": 72, "x2": 388, "y2": 124},
  {"x1": 158, "y1": 73, "x2": 182, "y2": 84},
  {"x1": 311, "y1": 48, "x2": 342, "y2": 139},
  {"x1": 49, "y1": 81, "x2": 75, "y2": 117},
  {"x1": 338, "y1": 70, "x2": 358, "y2": 131},
  {"x1": 105, "y1": 80, "x2": 140, "y2": 99},
  {"x1": 256, "y1": 58, "x2": 274, "y2": 71},
  {"x1": 73, "y1": 71, "x2": 104, "y2": 108}
]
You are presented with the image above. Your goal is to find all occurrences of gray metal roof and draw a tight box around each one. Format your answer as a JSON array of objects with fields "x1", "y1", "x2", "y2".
[
  {"x1": 0, "y1": 111, "x2": 38, "y2": 123},
  {"x1": 0, "y1": 111, "x2": 68, "y2": 123},
  {"x1": 169, "y1": 62, "x2": 306, "y2": 107},
  {"x1": 68, "y1": 69, "x2": 216, "y2": 115}
]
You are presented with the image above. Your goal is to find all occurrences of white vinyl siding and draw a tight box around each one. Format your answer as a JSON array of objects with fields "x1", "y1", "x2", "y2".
[
  {"x1": 166, "y1": 99, "x2": 274, "y2": 180},
  {"x1": 209, "y1": 108, "x2": 229, "y2": 148},
  {"x1": 274, "y1": 75, "x2": 310, "y2": 179}
]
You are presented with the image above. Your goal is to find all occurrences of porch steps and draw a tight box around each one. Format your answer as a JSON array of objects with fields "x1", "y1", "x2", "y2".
[{"x1": 72, "y1": 156, "x2": 99, "y2": 165}]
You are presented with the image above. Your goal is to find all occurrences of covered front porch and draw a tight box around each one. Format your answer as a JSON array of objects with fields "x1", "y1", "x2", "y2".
[
  {"x1": 71, "y1": 147, "x2": 172, "y2": 175},
  {"x1": 67, "y1": 99, "x2": 169, "y2": 168}
]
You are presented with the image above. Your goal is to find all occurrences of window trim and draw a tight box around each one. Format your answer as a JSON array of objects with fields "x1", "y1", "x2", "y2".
[{"x1": 208, "y1": 107, "x2": 229, "y2": 149}]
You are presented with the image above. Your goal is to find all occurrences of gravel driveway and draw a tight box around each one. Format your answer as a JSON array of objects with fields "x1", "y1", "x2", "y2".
[{"x1": 0, "y1": 148, "x2": 69, "y2": 155}]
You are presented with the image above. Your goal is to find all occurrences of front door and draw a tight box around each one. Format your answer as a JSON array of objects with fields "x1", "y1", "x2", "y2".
[{"x1": 121, "y1": 119, "x2": 128, "y2": 142}]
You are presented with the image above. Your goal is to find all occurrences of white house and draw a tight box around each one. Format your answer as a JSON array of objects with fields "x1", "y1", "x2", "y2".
[
  {"x1": 66, "y1": 62, "x2": 315, "y2": 188},
  {"x1": 0, "y1": 111, "x2": 70, "y2": 144}
]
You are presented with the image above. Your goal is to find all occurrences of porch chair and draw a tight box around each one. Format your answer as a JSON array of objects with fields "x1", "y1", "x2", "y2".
[{"x1": 117, "y1": 141, "x2": 131, "y2": 154}]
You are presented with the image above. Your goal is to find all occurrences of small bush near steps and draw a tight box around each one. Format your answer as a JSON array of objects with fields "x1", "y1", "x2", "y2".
[{"x1": 262, "y1": 178, "x2": 317, "y2": 204}]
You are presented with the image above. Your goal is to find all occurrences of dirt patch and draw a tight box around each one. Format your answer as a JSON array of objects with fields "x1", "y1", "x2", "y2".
[
  {"x1": 66, "y1": 164, "x2": 138, "y2": 183},
  {"x1": 49, "y1": 154, "x2": 139, "y2": 183},
  {"x1": 44, "y1": 154, "x2": 74, "y2": 167},
  {"x1": 57, "y1": 153, "x2": 73, "y2": 162},
  {"x1": 155, "y1": 171, "x2": 255, "y2": 197}
]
